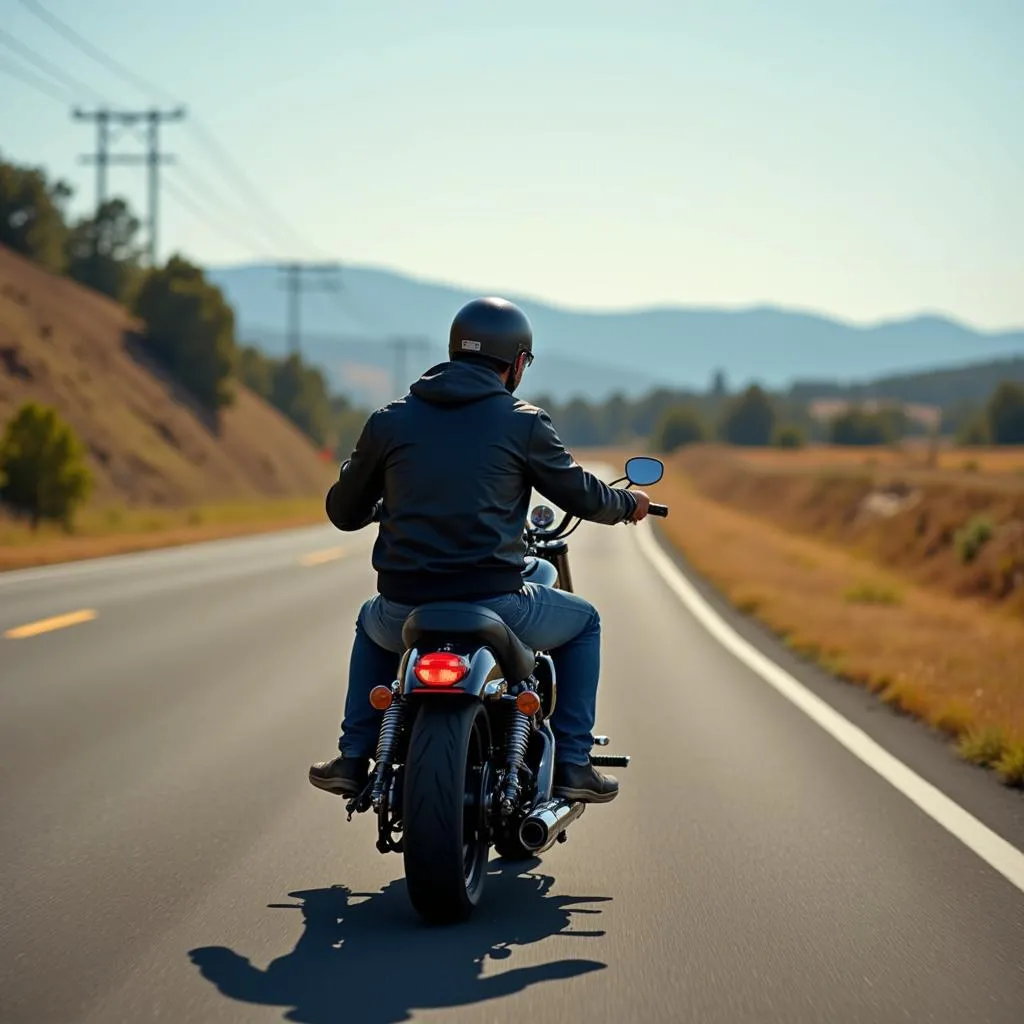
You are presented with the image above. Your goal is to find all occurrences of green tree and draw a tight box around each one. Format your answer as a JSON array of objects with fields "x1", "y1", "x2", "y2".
[
  {"x1": 721, "y1": 384, "x2": 776, "y2": 446},
  {"x1": 829, "y1": 405, "x2": 898, "y2": 445},
  {"x1": 236, "y1": 345, "x2": 274, "y2": 399},
  {"x1": 650, "y1": 405, "x2": 706, "y2": 453},
  {"x1": 331, "y1": 393, "x2": 368, "y2": 458},
  {"x1": 0, "y1": 402, "x2": 92, "y2": 529},
  {"x1": 601, "y1": 392, "x2": 629, "y2": 444},
  {"x1": 270, "y1": 354, "x2": 333, "y2": 446},
  {"x1": 65, "y1": 198, "x2": 143, "y2": 303},
  {"x1": 133, "y1": 255, "x2": 237, "y2": 411},
  {"x1": 987, "y1": 381, "x2": 1024, "y2": 444},
  {"x1": 558, "y1": 398, "x2": 602, "y2": 446},
  {"x1": 0, "y1": 155, "x2": 72, "y2": 273},
  {"x1": 773, "y1": 424, "x2": 805, "y2": 448},
  {"x1": 628, "y1": 387, "x2": 684, "y2": 439}
]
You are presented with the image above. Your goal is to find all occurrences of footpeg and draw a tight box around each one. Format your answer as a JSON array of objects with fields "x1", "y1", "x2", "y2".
[{"x1": 590, "y1": 754, "x2": 631, "y2": 768}]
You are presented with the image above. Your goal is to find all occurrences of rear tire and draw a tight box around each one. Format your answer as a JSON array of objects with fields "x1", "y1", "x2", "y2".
[{"x1": 402, "y1": 701, "x2": 491, "y2": 923}]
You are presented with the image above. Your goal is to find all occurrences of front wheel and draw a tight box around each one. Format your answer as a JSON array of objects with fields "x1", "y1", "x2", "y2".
[{"x1": 402, "y1": 700, "x2": 491, "y2": 923}]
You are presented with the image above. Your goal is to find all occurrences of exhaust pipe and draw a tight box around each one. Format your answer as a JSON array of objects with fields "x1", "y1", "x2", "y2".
[{"x1": 519, "y1": 797, "x2": 586, "y2": 853}]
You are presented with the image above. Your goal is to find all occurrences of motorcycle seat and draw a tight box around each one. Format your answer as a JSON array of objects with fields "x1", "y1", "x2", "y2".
[{"x1": 402, "y1": 602, "x2": 536, "y2": 682}]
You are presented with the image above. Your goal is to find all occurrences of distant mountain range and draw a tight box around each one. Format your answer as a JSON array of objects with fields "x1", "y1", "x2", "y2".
[{"x1": 207, "y1": 263, "x2": 1024, "y2": 407}]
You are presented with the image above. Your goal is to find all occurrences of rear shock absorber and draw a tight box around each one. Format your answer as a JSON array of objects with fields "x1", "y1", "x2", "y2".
[
  {"x1": 371, "y1": 701, "x2": 403, "y2": 811},
  {"x1": 501, "y1": 707, "x2": 531, "y2": 816}
]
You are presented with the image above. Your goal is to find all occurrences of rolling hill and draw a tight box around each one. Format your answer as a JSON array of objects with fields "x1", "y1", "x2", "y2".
[
  {"x1": 208, "y1": 262, "x2": 1024, "y2": 407},
  {"x1": 0, "y1": 245, "x2": 331, "y2": 506}
]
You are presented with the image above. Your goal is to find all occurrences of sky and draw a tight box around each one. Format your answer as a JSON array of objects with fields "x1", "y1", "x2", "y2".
[{"x1": 1, "y1": 0, "x2": 1022, "y2": 329}]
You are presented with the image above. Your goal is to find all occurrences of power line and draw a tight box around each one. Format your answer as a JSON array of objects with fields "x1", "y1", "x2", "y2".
[
  {"x1": 0, "y1": 26, "x2": 105, "y2": 102},
  {"x1": 0, "y1": 53, "x2": 74, "y2": 105},
  {"x1": 186, "y1": 121, "x2": 324, "y2": 257},
  {"x1": 19, "y1": 0, "x2": 323, "y2": 259},
  {"x1": 163, "y1": 173, "x2": 272, "y2": 258},
  {"x1": 170, "y1": 132, "x2": 317, "y2": 256},
  {"x1": 18, "y1": 0, "x2": 178, "y2": 105}
]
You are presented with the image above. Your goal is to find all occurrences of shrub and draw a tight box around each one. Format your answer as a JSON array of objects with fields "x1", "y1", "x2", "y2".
[
  {"x1": 956, "y1": 415, "x2": 990, "y2": 446},
  {"x1": 0, "y1": 402, "x2": 92, "y2": 530},
  {"x1": 994, "y1": 741, "x2": 1024, "y2": 787},
  {"x1": 773, "y1": 424, "x2": 805, "y2": 448},
  {"x1": 829, "y1": 405, "x2": 906, "y2": 446},
  {"x1": 954, "y1": 516, "x2": 993, "y2": 564},
  {"x1": 956, "y1": 727, "x2": 1006, "y2": 767}
]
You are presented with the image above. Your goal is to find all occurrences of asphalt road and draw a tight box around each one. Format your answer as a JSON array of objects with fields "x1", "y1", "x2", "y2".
[{"x1": 2, "y1": 509, "x2": 1024, "y2": 1023}]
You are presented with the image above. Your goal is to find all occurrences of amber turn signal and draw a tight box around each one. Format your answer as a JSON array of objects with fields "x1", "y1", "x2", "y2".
[
  {"x1": 369, "y1": 685, "x2": 394, "y2": 711},
  {"x1": 515, "y1": 690, "x2": 541, "y2": 716}
]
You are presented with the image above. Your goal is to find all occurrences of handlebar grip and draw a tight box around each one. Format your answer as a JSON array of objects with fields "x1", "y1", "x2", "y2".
[{"x1": 648, "y1": 503, "x2": 669, "y2": 518}]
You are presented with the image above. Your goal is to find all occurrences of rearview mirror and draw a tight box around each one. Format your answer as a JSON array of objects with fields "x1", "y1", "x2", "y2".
[{"x1": 624, "y1": 456, "x2": 664, "y2": 487}]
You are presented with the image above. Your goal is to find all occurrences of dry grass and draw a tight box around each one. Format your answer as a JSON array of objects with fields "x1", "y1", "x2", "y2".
[
  {"x1": 639, "y1": 468, "x2": 1024, "y2": 786},
  {"x1": 0, "y1": 497, "x2": 325, "y2": 571}
]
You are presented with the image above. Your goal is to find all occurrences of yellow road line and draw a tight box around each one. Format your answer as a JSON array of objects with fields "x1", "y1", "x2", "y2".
[
  {"x1": 299, "y1": 546, "x2": 349, "y2": 567},
  {"x1": 4, "y1": 608, "x2": 98, "y2": 640}
]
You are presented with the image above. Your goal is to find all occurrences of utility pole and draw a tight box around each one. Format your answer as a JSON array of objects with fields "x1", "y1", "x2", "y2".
[
  {"x1": 277, "y1": 262, "x2": 341, "y2": 357},
  {"x1": 74, "y1": 107, "x2": 110, "y2": 209},
  {"x1": 385, "y1": 336, "x2": 431, "y2": 397},
  {"x1": 73, "y1": 106, "x2": 186, "y2": 265}
]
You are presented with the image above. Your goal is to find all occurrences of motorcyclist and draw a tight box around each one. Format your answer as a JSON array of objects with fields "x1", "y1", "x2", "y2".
[{"x1": 309, "y1": 296, "x2": 650, "y2": 803}]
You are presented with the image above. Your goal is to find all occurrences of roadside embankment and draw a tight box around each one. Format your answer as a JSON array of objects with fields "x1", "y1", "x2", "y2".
[{"x1": 611, "y1": 444, "x2": 1024, "y2": 786}]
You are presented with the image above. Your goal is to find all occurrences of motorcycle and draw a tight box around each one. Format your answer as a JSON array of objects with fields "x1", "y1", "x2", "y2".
[{"x1": 343, "y1": 456, "x2": 669, "y2": 923}]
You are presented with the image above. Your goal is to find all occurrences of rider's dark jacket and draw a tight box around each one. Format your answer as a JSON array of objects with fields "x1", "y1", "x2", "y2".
[{"x1": 326, "y1": 358, "x2": 637, "y2": 604}]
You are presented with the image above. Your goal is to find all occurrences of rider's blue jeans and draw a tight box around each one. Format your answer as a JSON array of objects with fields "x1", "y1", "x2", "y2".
[{"x1": 338, "y1": 583, "x2": 601, "y2": 765}]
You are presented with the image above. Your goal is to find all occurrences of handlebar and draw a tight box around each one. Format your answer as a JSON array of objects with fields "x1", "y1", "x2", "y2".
[{"x1": 648, "y1": 503, "x2": 669, "y2": 518}]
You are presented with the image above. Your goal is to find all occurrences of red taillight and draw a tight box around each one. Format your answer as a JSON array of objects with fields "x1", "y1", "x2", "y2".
[{"x1": 414, "y1": 652, "x2": 469, "y2": 687}]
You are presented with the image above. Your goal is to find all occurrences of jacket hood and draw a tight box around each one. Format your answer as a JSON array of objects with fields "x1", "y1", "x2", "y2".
[{"x1": 409, "y1": 359, "x2": 509, "y2": 407}]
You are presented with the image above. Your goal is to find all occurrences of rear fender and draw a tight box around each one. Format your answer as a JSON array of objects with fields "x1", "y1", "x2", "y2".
[
  {"x1": 401, "y1": 644, "x2": 501, "y2": 699},
  {"x1": 534, "y1": 652, "x2": 556, "y2": 719}
]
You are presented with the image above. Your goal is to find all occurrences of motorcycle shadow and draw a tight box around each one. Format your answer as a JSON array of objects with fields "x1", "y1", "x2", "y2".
[{"x1": 188, "y1": 858, "x2": 610, "y2": 1024}]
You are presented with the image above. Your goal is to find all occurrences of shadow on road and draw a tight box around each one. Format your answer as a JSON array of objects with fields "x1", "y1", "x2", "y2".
[{"x1": 188, "y1": 859, "x2": 609, "y2": 1024}]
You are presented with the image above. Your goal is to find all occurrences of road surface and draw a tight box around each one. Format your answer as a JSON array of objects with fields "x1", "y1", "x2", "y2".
[{"x1": 2, "y1": 511, "x2": 1024, "y2": 1023}]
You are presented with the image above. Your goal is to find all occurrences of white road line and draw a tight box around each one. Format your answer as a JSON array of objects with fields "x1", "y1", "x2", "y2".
[{"x1": 634, "y1": 519, "x2": 1024, "y2": 895}]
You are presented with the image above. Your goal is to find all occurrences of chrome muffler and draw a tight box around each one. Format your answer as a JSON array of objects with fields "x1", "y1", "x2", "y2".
[{"x1": 519, "y1": 797, "x2": 586, "y2": 853}]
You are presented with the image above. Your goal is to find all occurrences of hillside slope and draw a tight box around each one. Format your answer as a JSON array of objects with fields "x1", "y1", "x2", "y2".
[{"x1": 0, "y1": 246, "x2": 331, "y2": 506}]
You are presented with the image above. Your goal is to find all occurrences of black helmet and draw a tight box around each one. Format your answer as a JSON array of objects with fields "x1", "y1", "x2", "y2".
[{"x1": 449, "y1": 297, "x2": 533, "y2": 367}]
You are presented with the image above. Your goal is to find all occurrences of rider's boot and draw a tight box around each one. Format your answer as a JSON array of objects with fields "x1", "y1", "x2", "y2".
[
  {"x1": 308, "y1": 754, "x2": 370, "y2": 797},
  {"x1": 552, "y1": 762, "x2": 619, "y2": 803}
]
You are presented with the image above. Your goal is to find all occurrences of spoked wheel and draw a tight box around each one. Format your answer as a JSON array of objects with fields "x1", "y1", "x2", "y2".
[{"x1": 402, "y1": 701, "x2": 492, "y2": 923}]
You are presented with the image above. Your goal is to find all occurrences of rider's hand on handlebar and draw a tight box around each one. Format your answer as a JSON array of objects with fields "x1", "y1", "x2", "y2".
[{"x1": 628, "y1": 490, "x2": 651, "y2": 523}]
